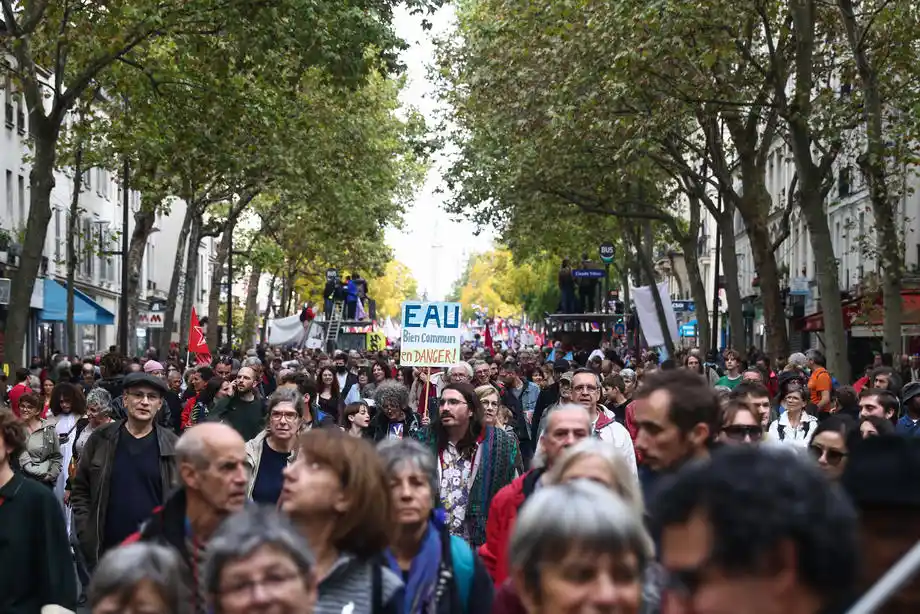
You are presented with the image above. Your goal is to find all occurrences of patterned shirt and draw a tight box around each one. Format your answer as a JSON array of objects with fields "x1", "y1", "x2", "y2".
[{"x1": 439, "y1": 442, "x2": 474, "y2": 540}]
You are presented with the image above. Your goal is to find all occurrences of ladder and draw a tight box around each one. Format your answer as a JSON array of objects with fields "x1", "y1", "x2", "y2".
[{"x1": 324, "y1": 300, "x2": 345, "y2": 351}]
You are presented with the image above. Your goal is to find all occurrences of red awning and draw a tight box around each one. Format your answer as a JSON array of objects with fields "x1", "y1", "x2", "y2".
[{"x1": 798, "y1": 291, "x2": 920, "y2": 332}]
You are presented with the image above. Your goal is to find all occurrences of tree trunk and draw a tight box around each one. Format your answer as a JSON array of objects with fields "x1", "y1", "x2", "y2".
[
  {"x1": 718, "y1": 204, "x2": 746, "y2": 353},
  {"x1": 679, "y1": 200, "x2": 712, "y2": 353},
  {"x1": 240, "y1": 263, "x2": 263, "y2": 348},
  {"x1": 837, "y1": 0, "x2": 903, "y2": 356},
  {"x1": 126, "y1": 205, "x2": 156, "y2": 356},
  {"x1": 260, "y1": 273, "x2": 277, "y2": 344},
  {"x1": 206, "y1": 225, "x2": 234, "y2": 352},
  {"x1": 800, "y1": 189, "x2": 850, "y2": 382},
  {"x1": 66, "y1": 144, "x2": 84, "y2": 357},
  {"x1": 4, "y1": 122, "x2": 59, "y2": 369},
  {"x1": 632, "y1": 225, "x2": 676, "y2": 356},
  {"x1": 179, "y1": 214, "x2": 203, "y2": 354},
  {"x1": 160, "y1": 204, "x2": 193, "y2": 350}
]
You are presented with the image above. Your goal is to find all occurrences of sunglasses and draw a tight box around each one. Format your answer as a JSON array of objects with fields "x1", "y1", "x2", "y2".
[
  {"x1": 722, "y1": 425, "x2": 763, "y2": 441},
  {"x1": 809, "y1": 444, "x2": 847, "y2": 466}
]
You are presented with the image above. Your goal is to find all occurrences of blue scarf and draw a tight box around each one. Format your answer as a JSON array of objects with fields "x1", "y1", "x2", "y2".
[{"x1": 386, "y1": 510, "x2": 445, "y2": 614}]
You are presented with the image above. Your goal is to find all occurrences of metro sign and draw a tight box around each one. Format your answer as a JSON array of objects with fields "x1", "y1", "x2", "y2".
[{"x1": 139, "y1": 311, "x2": 165, "y2": 329}]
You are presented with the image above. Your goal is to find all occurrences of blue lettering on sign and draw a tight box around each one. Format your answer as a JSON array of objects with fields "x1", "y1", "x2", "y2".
[{"x1": 402, "y1": 302, "x2": 462, "y2": 329}]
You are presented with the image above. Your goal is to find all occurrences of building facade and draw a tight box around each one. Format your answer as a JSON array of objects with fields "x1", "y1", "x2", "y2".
[{"x1": 0, "y1": 66, "x2": 216, "y2": 360}]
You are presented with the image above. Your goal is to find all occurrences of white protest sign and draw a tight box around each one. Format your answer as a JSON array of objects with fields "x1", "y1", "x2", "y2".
[{"x1": 399, "y1": 301, "x2": 462, "y2": 367}]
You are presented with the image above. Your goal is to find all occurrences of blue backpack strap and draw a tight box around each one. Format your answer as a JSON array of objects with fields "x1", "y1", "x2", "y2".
[{"x1": 449, "y1": 535, "x2": 475, "y2": 613}]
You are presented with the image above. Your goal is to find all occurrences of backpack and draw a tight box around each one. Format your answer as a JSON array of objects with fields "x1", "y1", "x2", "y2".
[{"x1": 449, "y1": 535, "x2": 475, "y2": 613}]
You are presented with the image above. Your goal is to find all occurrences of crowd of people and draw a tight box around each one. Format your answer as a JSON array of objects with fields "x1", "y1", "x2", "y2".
[{"x1": 1, "y1": 340, "x2": 919, "y2": 613}]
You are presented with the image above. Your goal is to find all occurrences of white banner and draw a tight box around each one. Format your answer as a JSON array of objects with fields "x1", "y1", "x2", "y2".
[
  {"x1": 399, "y1": 301, "x2": 462, "y2": 367},
  {"x1": 633, "y1": 282, "x2": 679, "y2": 347},
  {"x1": 268, "y1": 314, "x2": 307, "y2": 346}
]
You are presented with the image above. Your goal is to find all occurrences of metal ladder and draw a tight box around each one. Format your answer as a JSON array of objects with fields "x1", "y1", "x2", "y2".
[{"x1": 324, "y1": 300, "x2": 344, "y2": 351}]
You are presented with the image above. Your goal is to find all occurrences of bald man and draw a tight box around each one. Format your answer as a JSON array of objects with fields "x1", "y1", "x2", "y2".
[{"x1": 124, "y1": 423, "x2": 248, "y2": 613}]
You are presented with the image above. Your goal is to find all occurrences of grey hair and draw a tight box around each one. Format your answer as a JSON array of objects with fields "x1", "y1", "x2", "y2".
[
  {"x1": 373, "y1": 379, "x2": 409, "y2": 409},
  {"x1": 545, "y1": 439, "x2": 646, "y2": 516},
  {"x1": 509, "y1": 481, "x2": 653, "y2": 596},
  {"x1": 89, "y1": 542, "x2": 183, "y2": 612},
  {"x1": 267, "y1": 387, "x2": 305, "y2": 418},
  {"x1": 175, "y1": 430, "x2": 210, "y2": 470},
  {"x1": 86, "y1": 387, "x2": 114, "y2": 416},
  {"x1": 205, "y1": 505, "x2": 315, "y2": 606},
  {"x1": 532, "y1": 403, "x2": 591, "y2": 466},
  {"x1": 449, "y1": 362, "x2": 474, "y2": 378},
  {"x1": 241, "y1": 356, "x2": 262, "y2": 369},
  {"x1": 377, "y1": 438, "x2": 439, "y2": 504}
]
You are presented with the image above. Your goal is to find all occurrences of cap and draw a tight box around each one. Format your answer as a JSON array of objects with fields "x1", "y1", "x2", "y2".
[
  {"x1": 553, "y1": 358, "x2": 570, "y2": 372},
  {"x1": 123, "y1": 372, "x2": 169, "y2": 396},
  {"x1": 143, "y1": 360, "x2": 165, "y2": 374},
  {"x1": 901, "y1": 381, "x2": 920, "y2": 406}
]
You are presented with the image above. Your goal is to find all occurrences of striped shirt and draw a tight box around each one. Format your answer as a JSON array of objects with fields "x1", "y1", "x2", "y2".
[{"x1": 316, "y1": 553, "x2": 403, "y2": 614}]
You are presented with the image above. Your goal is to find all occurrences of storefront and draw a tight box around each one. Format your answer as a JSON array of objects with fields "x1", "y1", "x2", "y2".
[{"x1": 35, "y1": 278, "x2": 115, "y2": 358}]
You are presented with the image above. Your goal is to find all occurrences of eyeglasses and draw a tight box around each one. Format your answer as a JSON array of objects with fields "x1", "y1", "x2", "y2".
[
  {"x1": 220, "y1": 571, "x2": 302, "y2": 601},
  {"x1": 783, "y1": 395, "x2": 804, "y2": 403},
  {"x1": 481, "y1": 400, "x2": 500, "y2": 409},
  {"x1": 573, "y1": 385, "x2": 599, "y2": 393},
  {"x1": 438, "y1": 398, "x2": 468, "y2": 408},
  {"x1": 126, "y1": 391, "x2": 162, "y2": 402},
  {"x1": 270, "y1": 411, "x2": 300, "y2": 423},
  {"x1": 721, "y1": 425, "x2": 763, "y2": 441},
  {"x1": 809, "y1": 444, "x2": 848, "y2": 466}
]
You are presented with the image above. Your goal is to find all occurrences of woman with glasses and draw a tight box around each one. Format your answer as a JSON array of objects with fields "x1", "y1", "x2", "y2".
[
  {"x1": 280, "y1": 429, "x2": 402, "y2": 613},
  {"x1": 245, "y1": 388, "x2": 302, "y2": 504},
  {"x1": 767, "y1": 387, "x2": 817, "y2": 448},
  {"x1": 717, "y1": 401, "x2": 763, "y2": 446},
  {"x1": 206, "y1": 506, "x2": 318, "y2": 614},
  {"x1": 808, "y1": 415, "x2": 857, "y2": 481},
  {"x1": 16, "y1": 392, "x2": 63, "y2": 487}
]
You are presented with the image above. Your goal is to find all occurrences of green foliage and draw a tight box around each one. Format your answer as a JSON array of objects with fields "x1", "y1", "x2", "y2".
[{"x1": 371, "y1": 261, "x2": 419, "y2": 318}]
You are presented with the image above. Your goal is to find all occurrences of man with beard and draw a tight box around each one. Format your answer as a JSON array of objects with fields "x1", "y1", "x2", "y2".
[
  {"x1": 633, "y1": 369, "x2": 720, "y2": 499},
  {"x1": 210, "y1": 367, "x2": 267, "y2": 441}
]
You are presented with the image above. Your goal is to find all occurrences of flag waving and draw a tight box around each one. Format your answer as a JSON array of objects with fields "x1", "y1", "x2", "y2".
[
  {"x1": 188, "y1": 307, "x2": 212, "y2": 366},
  {"x1": 483, "y1": 319, "x2": 495, "y2": 356}
]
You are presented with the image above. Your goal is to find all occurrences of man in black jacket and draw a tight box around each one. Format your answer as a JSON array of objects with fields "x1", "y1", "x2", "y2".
[
  {"x1": 530, "y1": 358, "x2": 570, "y2": 439},
  {"x1": 0, "y1": 411, "x2": 76, "y2": 613}
]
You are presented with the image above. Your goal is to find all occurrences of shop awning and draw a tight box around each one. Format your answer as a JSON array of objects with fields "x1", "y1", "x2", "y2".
[
  {"x1": 38, "y1": 279, "x2": 115, "y2": 325},
  {"x1": 799, "y1": 290, "x2": 920, "y2": 332}
]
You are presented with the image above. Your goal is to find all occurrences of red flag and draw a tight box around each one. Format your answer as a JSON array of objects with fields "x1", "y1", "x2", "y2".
[
  {"x1": 188, "y1": 307, "x2": 212, "y2": 366},
  {"x1": 484, "y1": 320, "x2": 495, "y2": 356}
]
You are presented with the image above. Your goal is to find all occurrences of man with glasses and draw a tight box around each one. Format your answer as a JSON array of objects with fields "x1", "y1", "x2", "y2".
[
  {"x1": 571, "y1": 368, "x2": 637, "y2": 478},
  {"x1": 653, "y1": 446, "x2": 858, "y2": 614},
  {"x1": 72, "y1": 371, "x2": 180, "y2": 568}
]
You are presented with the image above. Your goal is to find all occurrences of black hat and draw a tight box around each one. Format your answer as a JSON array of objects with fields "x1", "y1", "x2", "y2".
[
  {"x1": 901, "y1": 381, "x2": 920, "y2": 406},
  {"x1": 122, "y1": 372, "x2": 169, "y2": 396},
  {"x1": 553, "y1": 358, "x2": 570, "y2": 372}
]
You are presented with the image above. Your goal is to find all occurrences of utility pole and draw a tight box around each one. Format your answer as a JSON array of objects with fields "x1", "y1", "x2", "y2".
[
  {"x1": 711, "y1": 191, "x2": 722, "y2": 353},
  {"x1": 226, "y1": 237, "x2": 233, "y2": 349}
]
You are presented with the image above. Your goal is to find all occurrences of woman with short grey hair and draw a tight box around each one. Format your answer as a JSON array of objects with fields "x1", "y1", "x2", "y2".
[
  {"x1": 89, "y1": 542, "x2": 183, "y2": 614},
  {"x1": 205, "y1": 506, "x2": 317, "y2": 614},
  {"x1": 369, "y1": 380, "x2": 421, "y2": 441},
  {"x1": 496, "y1": 481, "x2": 656, "y2": 614},
  {"x1": 244, "y1": 387, "x2": 303, "y2": 504},
  {"x1": 378, "y1": 439, "x2": 494, "y2": 613}
]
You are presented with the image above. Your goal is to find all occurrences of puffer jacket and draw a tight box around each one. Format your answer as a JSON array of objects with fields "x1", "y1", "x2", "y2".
[{"x1": 18, "y1": 420, "x2": 63, "y2": 484}]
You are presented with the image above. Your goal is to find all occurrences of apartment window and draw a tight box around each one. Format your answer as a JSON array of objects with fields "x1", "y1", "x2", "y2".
[
  {"x1": 82, "y1": 217, "x2": 94, "y2": 279},
  {"x1": 16, "y1": 96, "x2": 25, "y2": 134},
  {"x1": 3, "y1": 72, "x2": 12, "y2": 128},
  {"x1": 838, "y1": 166, "x2": 851, "y2": 198},
  {"x1": 17, "y1": 175, "x2": 24, "y2": 224},
  {"x1": 83, "y1": 169, "x2": 91, "y2": 190},
  {"x1": 4, "y1": 170, "x2": 11, "y2": 223},
  {"x1": 54, "y1": 209, "x2": 62, "y2": 262}
]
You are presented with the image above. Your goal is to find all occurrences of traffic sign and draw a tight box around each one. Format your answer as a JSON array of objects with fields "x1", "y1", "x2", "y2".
[
  {"x1": 614, "y1": 322, "x2": 626, "y2": 335},
  {"x1": 139, "y1": 311, "x2": 164, "y2": 329},
  {"x1": 598, "y1": 242, "x2": 616, "y2": 264},
  {"x1": 572, "y1": 269, "x2": 607, "y2": 279}
]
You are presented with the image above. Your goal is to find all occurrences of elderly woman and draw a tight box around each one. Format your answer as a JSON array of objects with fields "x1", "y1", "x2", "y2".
[
  {"x1": 379, "y1": 439, "x2": 493, "y2": 614},
  {"x1": 280, "y1": 429, "x2": 403, "y2": 612},
  {"x1": 206, "y1": 505, "x2": 317, "y2": 614},
  {"x1": 501, "y1": 482, "x2": 653, "y2": 614},
  {"x1": 63, "y1": 388, "x2": 115, "y2": 504},
  {"x1": 368, "y1": 380, "x2": 421, "y2": 442},
  {"x1": 89, "y1": 542, "x2": 183, "y2": 614},
  {"x1": 245, "y1": 388, "x2": 302, "y2": 504},
  {"x1": 16, "y1": 392, "x2": 63, "y2": 486}
]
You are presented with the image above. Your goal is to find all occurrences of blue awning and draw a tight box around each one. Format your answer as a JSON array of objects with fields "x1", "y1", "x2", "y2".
[{"x1": 38, "y1": 279, "x2": 115, "y2": 325}]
